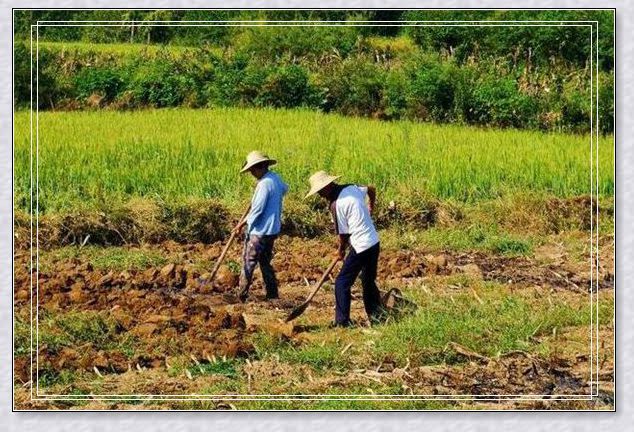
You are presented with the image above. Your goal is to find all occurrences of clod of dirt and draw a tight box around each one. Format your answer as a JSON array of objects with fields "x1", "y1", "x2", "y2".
[
  {"x1": 68, "y1": 283, "x2": 86, "y2": 303},
  {"x1": 97, "y1": 271, "x2": 115, "y2": 287},
  {"x1": 111, "y1": 308, "x2": 134, "y2": 330},
  {"x1": 14, "y1": 357, "x2": 30, "y2": 383},
  {"x1": 132, "y1": 323, "x2": 159, "y2": 337},
  {"x1": 534, "y1": 244, "x2": 566, "y2": 264},
  {"x1": 424, "y1": 254, "x2": 452, "y2": 275},
  {"x1": 160, "y1": 263, "x2": 176, "y2": 278},
  {"x1": 215, "y1": 265, "x2": 239, "y2": 290},
  {"x1": 242, "y1": 313, "x2": 296, "y2": 338},
  {"x1": 427, "y1": 254, "x2": 450, "y2": 268},
  {"x1": 455, "y1": 263, "x2": 483, "y2": 279},
  {"x1": 144, "y1": 314, "x2": 171, "y2": 324}
]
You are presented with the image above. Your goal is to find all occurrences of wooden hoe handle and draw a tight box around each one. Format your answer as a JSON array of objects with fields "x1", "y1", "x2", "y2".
[{"x1": 209, "y1": 206, "x2": 250, "y2": 282}]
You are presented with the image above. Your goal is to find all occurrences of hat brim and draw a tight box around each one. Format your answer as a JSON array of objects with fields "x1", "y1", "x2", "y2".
[
  {"x1": 304, "y1": 175, "x2": 340, "y2": 199},
  {"x1": 240, "y1": 158, "x2": 277, "y2": 173}
]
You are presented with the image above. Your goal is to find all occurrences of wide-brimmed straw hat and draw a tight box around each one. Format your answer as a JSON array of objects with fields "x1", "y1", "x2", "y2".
[
  {"x1": 240, "y1": 151, "x2": 277, "y2": 173},
  {"x1": 305, "y1": 170, "x2": 341, "y2": 199}
]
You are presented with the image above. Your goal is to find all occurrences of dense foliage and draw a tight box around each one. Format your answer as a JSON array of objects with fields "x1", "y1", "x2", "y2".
[{"x1": 13, "y1": 9, "x2": 614, "y2": 133}]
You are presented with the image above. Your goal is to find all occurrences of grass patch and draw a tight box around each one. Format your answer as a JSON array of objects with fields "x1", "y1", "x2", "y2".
[
  {"x1": 233, "y1": 396, "x2": 456, "y2": 410},
  {"x1": 38, "y1": 310, "x2": 136, "y2": 355},
  {"x1": 382, "y1": 225, "x2": 534, "y2": 256},
  {"x1": 37, "y1": 368, "x2": 77, "y2": 388},
  {"x1": 371, "y1": 281, "x2": 608, "y2": 366},
  {"x1": 40, "y1": 245, "x2": 167, "y2": 272},
  {"x1": 280, "y1": 343, "x2": 350, "y2": 371},
  {"x1": 14, "y1": 317, "x2": 30, "y2": 356},
  {"x1": 251, "y1": 332, "x2": 351, "y2": 372},
  {"x1": 38, "y1": 41, "x2": 209, "y2": 58},
  {"x1": 188, "y1": 359, "x2": 239, "y2": 379}
]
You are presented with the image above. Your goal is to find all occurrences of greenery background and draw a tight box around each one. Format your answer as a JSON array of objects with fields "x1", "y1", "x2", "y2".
[{"x1": 14, "y1": 9, "x2": 614, "y2": 134}]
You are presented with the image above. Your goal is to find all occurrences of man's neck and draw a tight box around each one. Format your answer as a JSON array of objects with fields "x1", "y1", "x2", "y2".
[{"x1": 327, "y1": 183, "x2": 342, "y2": 201}]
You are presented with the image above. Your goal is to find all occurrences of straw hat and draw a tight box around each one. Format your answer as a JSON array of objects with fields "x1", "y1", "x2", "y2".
[
  {"x1": 240, "y1": 151, "x2": 277, "y2": 173},
  {"x1": 305, "y1": 170, "x2": 341, "y2": 198}
]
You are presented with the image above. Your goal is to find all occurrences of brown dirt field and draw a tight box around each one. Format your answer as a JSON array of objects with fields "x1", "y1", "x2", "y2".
[{"x1": 13, "y1": 235, "x2": 614, "y2": 410}]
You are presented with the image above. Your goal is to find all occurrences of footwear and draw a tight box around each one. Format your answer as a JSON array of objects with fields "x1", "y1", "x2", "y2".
[
  {"x1": 237, "y1": 287, "x2": 249, "y2": 303},
  {"x1": 328, "y1": 320, "x2": 352, "y2": 329},
  {"x1": 369, "y1": 307, "x2": 389, "y2": 326},
  {"x1": 265, "y1": 290, "x2": 279, "y2": 300}
]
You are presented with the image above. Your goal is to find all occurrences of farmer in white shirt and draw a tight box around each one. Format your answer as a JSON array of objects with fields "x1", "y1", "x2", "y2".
[
  {"x1": 233, "y1": 151, "x2": 288, "y2": 303},
  {"x1": 305, "y1": 171, "x2": 385, "y2": 327}
]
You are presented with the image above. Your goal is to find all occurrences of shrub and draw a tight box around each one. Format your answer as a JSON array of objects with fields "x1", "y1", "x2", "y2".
[
  {"x1": 469, "y1": 76, "x2": 539, "y2": 129},
  {"x1": 598, "y1": 71, "x2": 614, "y2": 135},
  {"x1": 204, "y1": 54, "x2": 249, "y2": 107},
  {"x1": 13, "y1": 41, "x2": 30, "y2": 107},
  {"x1": 257, "y1": 64, "x2": 318, "y2": 108},
  {"x1": 74, "y1": 67, "x2": 126, "y2": 102},
  {"x1": 319, "y1": 56, "x2": 387, "y2": 117},
  {"x1": 233, "y1": 25, "x2": 360, "y2": 60},
  {"x1": 406, "y1": 58, "x2": 457, "y2": 122},
  {"x1": 383, "y1": 70, "x2": 409, "y2": 119},
  {"x1": 129, "y1": 57, "x2": 192, "y2": 107},
  {"x1": 561, "y1": 87, "x2": 591, "y2": 134}
]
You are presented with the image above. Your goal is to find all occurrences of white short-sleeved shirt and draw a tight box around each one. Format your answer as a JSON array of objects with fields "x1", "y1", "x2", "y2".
[{"x1": 329, "y1": 185, "x2": 379, "y2": 253}]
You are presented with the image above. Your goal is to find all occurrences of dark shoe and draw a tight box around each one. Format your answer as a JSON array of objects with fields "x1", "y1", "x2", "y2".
[
  {"x1": 328, "y1": 320, "x2": 352, "y2": 329},
  {"x1": 265, "y1": 290, "x2": 279, "y2": 300},
  {"x1": 369, "y1": 307, "x2": 389, "y2": 326},
  {"x1": 237, "y1": 287, "x2": 249, "y2": 303}
]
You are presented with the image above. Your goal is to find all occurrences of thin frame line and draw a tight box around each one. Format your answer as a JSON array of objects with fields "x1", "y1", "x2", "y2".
[{"x1": 25, "y1": 18, "x2": 605, "y2": 403}]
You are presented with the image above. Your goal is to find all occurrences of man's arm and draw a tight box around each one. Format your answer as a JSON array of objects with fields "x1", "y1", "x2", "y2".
[
  {"x1": 366, "y1": 185, "x2": 376, "y2": 215},
  {"x1": 337, "y1": 234, "x2": 350, "y2": 260},
  {"x1": 233, "y1": 183, "x2": 269, "y2": 235}
]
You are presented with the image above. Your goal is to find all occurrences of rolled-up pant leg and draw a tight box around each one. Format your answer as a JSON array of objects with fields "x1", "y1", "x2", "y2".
[
  {"x1": 239, "y1": 234, "x2": 278, "y2": 299},
  {"x1": 258, "y1": 235, "x2": 278, "y2": 298},
  {"x1": 239, "y1": 235, "x2": 260, "y2": 296}
]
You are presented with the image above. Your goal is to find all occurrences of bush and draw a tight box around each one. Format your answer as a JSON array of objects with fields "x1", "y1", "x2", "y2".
[
  {"x1": 598, "y1": 72, "x2": 614, "y2": 135},
  {"x1": 257, "y1": 64, "x2": 318, "y2": 108},
  {"x1": 469, "y1": 76, "x2": 539, "y2": 129},
  {"x1": 13, "y1": 42, "x2": 30, "y2": 107},
  {"x1": 204, "y1": 54, "x2": 249, "y2": 107},
  {"x1": 129, "y1": 57, "x2": 192, "y2": 107},
  {"x1": 561, "y1": 86, "x2": 591, "y2": 134},
  {"x1": 383, "y1": 70, "x2": 409, "y2": 119},
  {"x1": 74, "y1": 67, "x2": 126, "y2": 102},
  {"x1": 233, "y1": 25, "x2": 360, "y2": 60},
  {"x1": 319, "y1": 56, "x2": 387, "y2": 117},
  {"x1": 406, "y1": 57, "x2": 457, "y2": 121}
]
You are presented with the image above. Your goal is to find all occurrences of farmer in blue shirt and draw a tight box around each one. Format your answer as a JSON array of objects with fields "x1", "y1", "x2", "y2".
[{"x1": 233, "y1": 151, "x2": 288, "y2": 303}]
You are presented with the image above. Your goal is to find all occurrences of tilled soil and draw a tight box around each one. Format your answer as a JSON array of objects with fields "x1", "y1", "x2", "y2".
[{"x1": 12, "y1": 237, "x2": 614, "y2": 409}]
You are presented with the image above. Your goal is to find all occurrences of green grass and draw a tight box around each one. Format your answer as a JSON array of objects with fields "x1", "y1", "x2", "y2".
[
  {"x1": 251, "y1": 279, "x2": 613, "y2": 374},
  {"x1": 40, "y1": 245, "x2": 167, "y2": 272},
  {"x1": 255, "y1": 335, "x2": 351, "y2": 372},
  {"x1": 37, "y1": 310, "x2": 136, "y2": 356},
  {"x1": 382, "y1": 225, "x2": 534, "y2": 255},
  {"x1": 37, "y1": 41, "x2": 217, "y2": 59},
  {"x1": 372, "y1": 281, "x2": 614, "y2": 365},
  {"x1": 14, "y1": 317, "x2": 30, "y2": 356},
  {"x1": 14, "y1": 107, "x2": 614, "y2": 214},
  {"x1": 188, "y1": 359, "x2": 239, "y2": 379}
]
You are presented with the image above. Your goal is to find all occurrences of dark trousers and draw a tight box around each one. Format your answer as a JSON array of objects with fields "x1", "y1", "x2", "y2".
[
  {"x1": 239, "y1": 234, "x2": 278, "y2": 298},
  {"x1": 334, "y1": 242, "x2": 382, "y2": 325}
]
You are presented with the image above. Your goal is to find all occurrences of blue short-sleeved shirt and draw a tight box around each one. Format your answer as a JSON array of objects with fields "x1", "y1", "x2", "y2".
[{"x1": 246, "y1": 171, "x2": 288, "y2": 236}]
